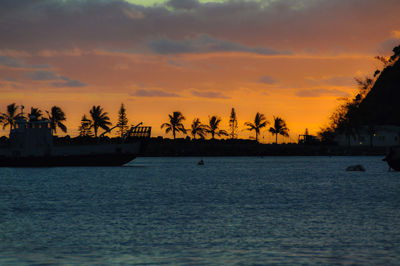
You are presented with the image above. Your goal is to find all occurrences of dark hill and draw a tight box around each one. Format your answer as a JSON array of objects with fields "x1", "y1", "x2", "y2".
[{"x1": 357, "y1": 47, "x2": 400, "y2": 125}]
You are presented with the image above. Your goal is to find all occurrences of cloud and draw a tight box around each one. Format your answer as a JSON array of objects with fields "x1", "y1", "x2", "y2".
[
  {"x1": 191, "y1": 89, "x2": 230, "y2": 99},
  {"x1": 258, "y1": 75, "x2": 277, "y2": 84},
  {"x1": 147, "y1": 35, "x2": 283, "y2": 55},
  {"x1": 306, "y1": 75, "x2": 355, "y2": 86},
  {"x1": 25, "y1": 70, "x2": 86, "y2": 87},
  {"x1": 131, "y1": 89, "x2": 180, "y2": 97},
  {"x1": 0, "y1": 56, "x2": 48, "y2": 69},
  {"x1": 0, "y1": 0, "x2": 399, "y2": 55},
  {"x1": 51, "y1": 80, "x2": 86, "y2": 88},
  {"x1": 167, "y1": 0, "x2": 199, "y2": 10},
  {"x1": 27, "y1": 71, "x2": 68, "y2": 81},
  {"x1": 0, "y1": 56, "x2": 24, "y2": 67},
  {"x1": 380, "y1": 32, "x2": 400, "y2": 54},
  {"x1": 295, "y1": 88, "x2": 350, "y2": 98}
]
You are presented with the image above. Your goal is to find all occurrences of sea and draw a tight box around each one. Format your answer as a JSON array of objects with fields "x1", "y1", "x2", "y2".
[{"x1": 1, "y1": 156, "x2": 400, "y2": 265}]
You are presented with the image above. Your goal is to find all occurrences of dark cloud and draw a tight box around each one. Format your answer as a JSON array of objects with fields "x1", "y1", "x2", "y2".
[
  {"x1": 0, "y1": 0, "x2": 398, "y2": 54},
  {"x1": 0, "y1": 56, "x2": 24, "y2": 67},
  {"x1": 131, "y1": 89, "x2": 180, "y2": 97},
  {"x1": 147, "y1": 35, "x2": 283, "y2": 55},
  {"x1": 24, "y1": 70, "x2": 86, "y2": 87},
  {"x1": 51, "y1": 80, "x2": 86, "y2": 88},
  {"x1": 258, "y1": 75, "x2": 277, "y2": 84},
  {"x1": 167, "y1": 0, "x2": 199, "y2": 10},
  {"x1": 0, "y1": 56, "x2": 48, "y2": 68},
  {"x1": 27, "y1": 71, "x2": 68, "y2": 81},
  {"x1": 191, "y1": 89, "x2": 230, "y2": 99},
  {"x1": 295, "y1": 88, "x2": 350, "y2": 98}
]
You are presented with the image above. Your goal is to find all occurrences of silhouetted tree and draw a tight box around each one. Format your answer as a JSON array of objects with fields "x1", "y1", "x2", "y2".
[
  {"x1": 89, "y1": 105, "x2": 112, "y2": 137},
  {"x1": 46, "y1": 106, "x2": 67, "y2": 134},
  {"x1": 28, "y1": 107, "x2": 43, "y2": 121},
  {"x1": 229, "y1": 108, "x2": 238, "y2": 139},
  {"x1": 79, "y1": 115, "x2": 93, "y2": 137},
  {"x1": 206, "y1": 115, "x2": 228, "y2": 140},
  {"x1": 161, "y1": 111, "x2": 186, "y2": 139},
  {"x1": 191, "y1": 118, "x2": 206, "y2": 139},
  {"x1": 269, "y1": 116, "x2": 289, "y2": 144},
  {"x1": 331, "y1": 101, "x2": 359, "y2": 147},
  {"x1": 245, "y1": 112, "x2": 268, "y2": 142},
  {"x1": 117, "y1": 103, "x2": 129, "y2": 138},
  {"x1": 1, "y1": 103, "x2": 22, "y2": 133}
]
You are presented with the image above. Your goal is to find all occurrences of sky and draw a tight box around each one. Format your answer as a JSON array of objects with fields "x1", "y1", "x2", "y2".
[{"x1": 0, "y1": 0, "x2": 399, "y2": 141}]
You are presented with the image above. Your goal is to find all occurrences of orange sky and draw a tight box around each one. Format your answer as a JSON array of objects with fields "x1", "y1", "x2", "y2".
[{"x1": 0, "y1": 0, "x2": 399, "y2": 142}]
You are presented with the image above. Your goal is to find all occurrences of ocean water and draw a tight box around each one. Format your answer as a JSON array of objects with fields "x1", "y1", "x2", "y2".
[{"x1": 0, "y1": 156, "x2": 400, "y2": 265}]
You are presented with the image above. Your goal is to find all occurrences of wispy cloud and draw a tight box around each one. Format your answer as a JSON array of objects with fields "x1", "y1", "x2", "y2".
[
  {"x1": 25, "y1": 70, "x2": 86, "y2": 87},
  {"x1": 51, "y1": 80, "x2": 86, "y2": 88},
  {"x1": 147, "y1": 35, "x2": 284, "y2": 55},
  {"x1": 295, "y1": 88, "x2": 350, "y2": 98},
  {"x1": 191, "y1": 89, "x2": 230, "y2": 99},
  {"x1": 258, "y1": 75, "x2": 277, "y2": 84},
  {"x1": 0, "y1": 56, "x2": 48, "y2": 69},
  {"x1": 131, "y1": 89, "x2": 180, "y2": 97}
]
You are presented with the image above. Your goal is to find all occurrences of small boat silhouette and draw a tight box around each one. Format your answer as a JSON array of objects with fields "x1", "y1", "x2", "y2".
[{"x1": 198, "y1": 159, "x2": 204, "y2": 165}]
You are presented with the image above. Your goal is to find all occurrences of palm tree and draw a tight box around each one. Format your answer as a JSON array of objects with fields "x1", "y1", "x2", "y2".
[
  {"x1": 1, "y1": 103, "x2": 21, "y2": 133},
  {"x1": 191, "y1": 118, "x2": 206, "y2": 139},
  {"x1": 46, "y1": 106, "x2": 67, "y2": 134},
  {"x1": 89, "y1": 105, "x2": 112, "y2": 137},
  {"x1": 245, "y1": 112, "x2": 269, "y2": 142},
  {"x1": 205, "y1": 115, "x2": 228, "y2": 140},
  {"x1": 28, "y1": 107, "x2": 43, "y2": 121},
  {"x1": 269, "y1": 116, "x2": 289, "y2": 144},
  {"x1": 161, "y1": 111, "x2": 186, "y2": 139}
]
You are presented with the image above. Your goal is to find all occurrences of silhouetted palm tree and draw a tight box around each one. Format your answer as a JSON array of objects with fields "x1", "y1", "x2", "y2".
[
  {"x1": 245, "y1": 112, "x2": 268, "y2": 142},
  {"x1": 206, "y1": 115, "x2": 228, "y2": 140},
  {"x1": 269, "y1": 116, "x2": 289, "y2": 144},
  {"x1": 1, "y1": 103, "x2": 22, "y2": 133},
  {"x1": 161, "y1": 111, "x2": 186, "y2": 139},
  {"x1": 89, "y1": 105, "x2": 112, "y2": 137},
  {"x1": 28, "y1": 107, "x2": 43, "y2": 121},
  {"x1": 46, "y1": 106, "x2": 67, "y2": 134},
  {"x1": 191, "y1": 118, "x2": 206, "y2": 139}
]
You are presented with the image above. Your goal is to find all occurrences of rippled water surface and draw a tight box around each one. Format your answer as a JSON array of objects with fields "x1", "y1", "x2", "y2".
[{"x1": 1, "y1": 156, "x2": 400, "y2": 265}]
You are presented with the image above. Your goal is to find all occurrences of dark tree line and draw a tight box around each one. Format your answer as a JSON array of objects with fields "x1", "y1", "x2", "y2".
[{"x1": 161, "y1": 109, "x2": 289, "y2": 143}]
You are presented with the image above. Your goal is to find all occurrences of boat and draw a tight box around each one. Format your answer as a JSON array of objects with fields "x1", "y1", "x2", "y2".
[
  {"x1": 0, "y1": 119, "x2": 151, "y2": 167},
  {"x1": 383, "y1": 146, "x2": 400, "y2": 171}
]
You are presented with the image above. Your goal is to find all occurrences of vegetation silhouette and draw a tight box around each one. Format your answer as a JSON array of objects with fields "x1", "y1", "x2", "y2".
[
  {"x1": 161, "y1": 111, "x2": 187, "y2": 139},
  {"x1": 46, "y1": 106, "x2": 67, "y2": 134},
  {"x1": 245, "y1": 112, "x2": 268, "y2": 142},
  {"x1": 79, "y1": 115, "x2": 93, "y2": 137},
  {"x1": 28, "y1": 107, "x2": 43, "y2": 121},
  {"x1": 269, "y1": 116, "x2": 289, "y2": 144},
  {"x1": 191, "y1": 118, "x2": 206, "y2": 139},
  {"x1": 89, "y1": 105, "x2": 112, "y2": 137},
  {"x1": 319, "y1": 44, "x2": 400, "y2": 145},
  {"x1": 206, "y1": 115, "x2": 228, "y2": 140},
  {"x1": 117, "y1": 103, "x2": 129, "y2": 138},
  {"x1": 1, "y1": 103, "x2": 22, "y2": 133},
  {"x1": 229, "y1": 108, "x2": 238, "y2": 139}
]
